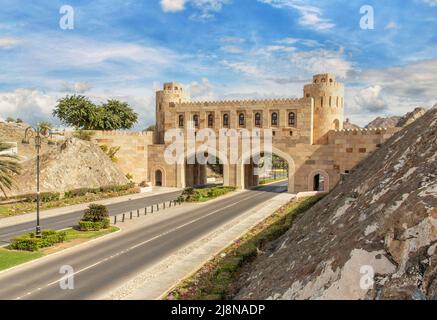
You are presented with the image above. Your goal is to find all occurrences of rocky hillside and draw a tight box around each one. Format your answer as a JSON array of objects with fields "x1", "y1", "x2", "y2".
[
  {"x1": 0, "y1": 121, "x2": 56, "y2": 161},
  {"x1": 9, "y1": 138, "x2": 129, "y2": 196},
  {"x1": 366, "y1": 107, "x2": 426, "y2": 129},
  {"x1": 235, "y1": 105, "x2": 437, "y2": 300},
  {"x1": 343, "y1": 118, "x2": 361, "y2": 130}
]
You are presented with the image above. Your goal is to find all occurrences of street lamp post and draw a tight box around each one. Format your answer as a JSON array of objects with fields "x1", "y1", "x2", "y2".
[{"x1": 22, "y1": 126, "x2": 51, "y2": 238}]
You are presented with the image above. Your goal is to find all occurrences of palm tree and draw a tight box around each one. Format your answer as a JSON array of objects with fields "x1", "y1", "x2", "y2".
[{"x1": 0, "y1": 142, "x2": 21, "y2": 198}]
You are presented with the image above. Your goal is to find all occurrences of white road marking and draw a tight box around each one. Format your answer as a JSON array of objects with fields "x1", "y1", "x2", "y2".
[{"x1": 14, "y1": 191, "x2": 267, "y2": 299}]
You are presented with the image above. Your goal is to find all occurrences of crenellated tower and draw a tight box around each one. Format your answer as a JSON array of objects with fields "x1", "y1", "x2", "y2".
[
  {"x1": 304, "y1": 74, "x2": 344, "y2": 144},
  {"x1": 155, "y1": 82, "x2": 188, "y2": 144}
]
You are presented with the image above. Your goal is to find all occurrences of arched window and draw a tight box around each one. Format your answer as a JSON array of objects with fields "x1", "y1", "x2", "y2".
[
  {"x1": 288, "y1": 112, "x2": 296, "y2": 127},
  {"x1": 208, "y1": 114, "x2": 214, "y2": 128},
  {"x1": 255, "y1": 113, "x2": 262, "y2": 127},
  {"x1": 239, "y1": 113, "x2": 245, "y2": 127},
  {"x1": 178, "y1": 114, "x2": 184, "y2": 128},
  {"x1": 193, "y1": 114, "x2": 199, "y2": 128},
  {"x1": 271, "y1": 112, "x2": 278, "y2": 126},
  {"x1": 223, "y1": 113, "x2": 229, "y2": 127}
]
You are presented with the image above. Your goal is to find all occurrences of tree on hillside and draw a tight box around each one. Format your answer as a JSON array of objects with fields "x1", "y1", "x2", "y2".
[
  {"x1": 0, "y1": 142, "x2": 21, "y2": 198},
  {"x1": 53, "y1": 95, "x2": 138, "y2": 130},
  {"x1": 144, "y1": 124, "x2": 156, "y2": 132},
  {"x1": 53, "y1": 95, "x2": 99, "y2": 129},
  {"x1": 100, "y1": 100, "x2": 138, "y2": 130}
]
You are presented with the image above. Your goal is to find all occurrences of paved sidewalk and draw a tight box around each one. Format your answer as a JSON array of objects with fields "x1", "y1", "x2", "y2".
[
  {"x1": 104, "y1": 192, "x2": 295, "y2": 300},
  {"x1": 0, "y1": 187, "x2": 181, "y2": 228}
]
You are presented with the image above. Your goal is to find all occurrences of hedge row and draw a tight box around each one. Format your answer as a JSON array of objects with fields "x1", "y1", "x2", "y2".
[
  {"x1": 64, "y1": 183, "x2": 135, "y2": 198},
  {"x1": 9, "y1": 230, "x2": 67, "y2": 252},
  {"x1": 79, "y1": 219, "x2": 110, "y2": 231},
  {"x1": 179, "y1": 186, "x2": 236, "y2": 202},
  {"x1": 1, "y1": 183, "x2": 136, "y2": 203}
]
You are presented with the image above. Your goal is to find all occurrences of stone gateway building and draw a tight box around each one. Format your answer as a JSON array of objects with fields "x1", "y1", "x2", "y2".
[{"x1": 92, "y1": 74, "x2": 399, "y2": 193}]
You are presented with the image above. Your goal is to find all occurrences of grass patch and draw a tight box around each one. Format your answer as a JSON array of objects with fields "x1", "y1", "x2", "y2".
[
  {"x1": 0, "y1": 227, "x2": 118, "y2": 271},
  {"x1": 165, "y1": 195, "x2": 324, "y2": 300},
  {"x1": 259, "y1": 177, "x2": 287, "y2": 185},
  {"x1": 0, "y1": 248, "x2": 43, "y2": 272},
  {"x1": 0, "y1": 189, "x2": 138, "y2": 219},
  {"x1": 178, "y1": 186, "x2": 236, "y2": 203}
]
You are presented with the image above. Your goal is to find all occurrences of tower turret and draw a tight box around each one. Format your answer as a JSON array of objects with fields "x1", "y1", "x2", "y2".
[
  {"x1": 155, "y1": 82, "x2": 188, "y2": 144},
  {"x1": 304, "y1": 74, "x2": 344, "y2": 144}
]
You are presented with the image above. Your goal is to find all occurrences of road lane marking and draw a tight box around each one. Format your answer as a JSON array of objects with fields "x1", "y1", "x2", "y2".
[{"x1": 13, "y1": 191, "x2": 271, "y2": 299}]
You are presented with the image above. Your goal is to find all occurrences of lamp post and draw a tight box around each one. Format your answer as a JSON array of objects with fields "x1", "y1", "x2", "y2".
[{"x1": 22, "y1": 125, "x2": 51, "y2": 238}]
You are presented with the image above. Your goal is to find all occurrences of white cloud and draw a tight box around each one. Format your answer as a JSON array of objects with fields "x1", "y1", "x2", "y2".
[
  {"x1": 221, "y1": 60, "x2": 264, "y2": 77},
  {"x1": 160, "y1": 0, "x2": 230, "y2": 19},
  {"x1": 186, "y1": 77, "x2": 215, "y2": 100},
  {"x1": 0, "y1": 89, "x2": 57, "y2": 124},
  {"x1": 0, "y1": 37, "x2": 20, "y2": 49},
  {"x1": 289, "y1": 48, "x2": 352, "y2": 78},
  {"x1": 384, "y1": 21, "x2": 398, "y2": 30},
  {"x1": 354, "y1": 85, "x2": 388, "y2": 112},
  {"x1": 421, "y1": 0, "x2": 437, "y2": 6},
  {"x1": 220, "y1": 37, "x2": 245, "y2": 44},
  {"x1": 358, "y1": 58, "x2": 437, "y2": 100},
  {"x1": 258, "y1": 0, "x2": 335, "y2": 30},
  {"x1": 161, "y1": 0, "x2": 186, "y2": 12},
  {"x1": 61, "y1": 81, "x2": 92, "y2": 93},
  {"x1": 221, "y1": 45, "x2": 245, "y2": 54}
]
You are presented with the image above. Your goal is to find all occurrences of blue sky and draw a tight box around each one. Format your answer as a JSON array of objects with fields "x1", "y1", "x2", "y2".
[{"x1": 0, "y1": 0, "x2": 436, "y2": 128}]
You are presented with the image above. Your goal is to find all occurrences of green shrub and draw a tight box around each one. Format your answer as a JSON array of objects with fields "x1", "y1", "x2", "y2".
[
  {"x1": 79, "y1": 204, "x2": 110, "y2": 231},
  {"x1": 78, "y1": 219, "x2": 110, "y2": 231},
  {"x1": 9, "y1": 229, "x2": 67, "y2": 252},
  {"x1": 6, "y1": 192, "x2": 61, "y2": 203},
  {"x1": 64, "y1": 188, "x2": 93, "y2": 198},
  {"x1": 82, "y1": 204, "x2": 109, "y2": 222},
  {"x1": 179, "y1": 186, "x2": 236, "y2": 203},
  {"x1": 9, "y1": 237, "x2": 40, "y2": 251}
]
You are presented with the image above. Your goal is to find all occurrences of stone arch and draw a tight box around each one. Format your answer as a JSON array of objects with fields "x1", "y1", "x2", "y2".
[
  {"x1": 151, "y1": 166, "x2": 166, "y2": 187},
  {"x1": 333, "y1": 119, "x2": 340, "y2": 130},
  {"x1": 308, "y1": 169, "x2": 330, "y2": 192},
  {"x1": 237, "y1": 146, "x2": 295, "y2": 193},
  {"x1": 176, "y1": 148, "x2": 230, "y2": 188}
]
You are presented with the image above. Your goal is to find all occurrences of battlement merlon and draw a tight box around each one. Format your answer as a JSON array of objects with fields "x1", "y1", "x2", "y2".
[{"x1": 175, "y1": 97, "x2": 310, "y2": 109}]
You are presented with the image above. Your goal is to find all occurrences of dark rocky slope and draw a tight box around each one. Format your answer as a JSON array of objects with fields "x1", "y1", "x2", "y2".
[{"x1": 235, "y1": 105, "x2": 437, "y2": 300}]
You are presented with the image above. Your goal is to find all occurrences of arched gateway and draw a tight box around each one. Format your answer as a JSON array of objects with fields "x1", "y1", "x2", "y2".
[{"x1": 91, "y1": 74, "x2": 399, "y2": 194}]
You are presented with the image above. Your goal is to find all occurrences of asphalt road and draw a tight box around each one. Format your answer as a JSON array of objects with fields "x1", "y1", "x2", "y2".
[
  {"x1": 0, "y1": 182, "x2": 287, "y2": 300},
  {"x1": 0, "y1": 190, "x2": 183, "y2": 244}
]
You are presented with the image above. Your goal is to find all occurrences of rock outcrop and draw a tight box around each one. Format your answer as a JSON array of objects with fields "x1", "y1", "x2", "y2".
[
  {"x1": 366, "y1": 107, "x2": 426, "y2": 129},
  {"x1": 366, "y1": 116, "x2": 401, "y2": 129},
  {"x1": 0, "y1": 121, "x2": 56, "y2": 161},
  {"x1": 9, "y1": 138, "x2": 129, "y2": 196},
  {"x1": 343, "y1": 119, "x2": 361, "y2": 130},
  {"x1": 235, "y1": 105, "x2": 437, "y2": 300}
]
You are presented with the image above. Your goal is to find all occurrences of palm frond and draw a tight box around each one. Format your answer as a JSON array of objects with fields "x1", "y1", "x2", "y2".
[{"x1": 0, "y1": 141, "x2": 22, "y2": 198}]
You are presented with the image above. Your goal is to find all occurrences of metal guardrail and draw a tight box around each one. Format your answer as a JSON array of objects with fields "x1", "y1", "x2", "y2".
[{"x1": 112, "y1": 199, "x2": 182, "y2": 225}]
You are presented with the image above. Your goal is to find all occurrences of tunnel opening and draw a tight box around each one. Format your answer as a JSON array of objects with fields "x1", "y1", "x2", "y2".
[
  {"x1": 243, "y1": 153, "x2": 289, "y2": 190},
  {"x1": 184, "y1": 153, "x2": 224, "y2": 188}
]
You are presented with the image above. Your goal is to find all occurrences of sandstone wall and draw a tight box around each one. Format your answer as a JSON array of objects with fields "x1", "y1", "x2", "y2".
[{"x1": 91, "y1": 131, "x2": 154, "y2": 184}]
